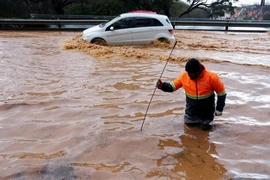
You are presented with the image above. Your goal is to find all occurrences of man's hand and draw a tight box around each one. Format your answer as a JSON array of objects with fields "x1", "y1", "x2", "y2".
[
  {"x1": 215, "y1": 110, "x2": 222, "y2": 116},
  {"x1": 156, "y1": 79, "x2": 163, "y2": 89}
]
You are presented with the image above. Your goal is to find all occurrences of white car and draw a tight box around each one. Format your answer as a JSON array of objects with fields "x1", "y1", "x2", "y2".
[{"x1": 82, "y1": 11, "x2": 176, "y2": 46}]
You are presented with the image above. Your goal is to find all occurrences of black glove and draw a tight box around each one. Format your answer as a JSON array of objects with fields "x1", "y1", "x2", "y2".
[{"x1": 156, "y1": 79, "x2": 163, "y2": 89}]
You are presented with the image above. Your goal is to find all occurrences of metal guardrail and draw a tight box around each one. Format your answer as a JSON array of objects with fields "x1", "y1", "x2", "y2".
[
  {"x1": 30, "y1": 14, "x2": 116, "y2": 20},
  {"x1": 173, "y1": 20, "x2": 270, "y2": 27},
  {"x1": 0, "y1": 19, "x2": 107, "y2": 25},
  {"x1": 0, "y1": 18, "x2": 270, "y2": 31},
  {"x1": 0, "y1": 19, "x2": 107, "y2": 30}
]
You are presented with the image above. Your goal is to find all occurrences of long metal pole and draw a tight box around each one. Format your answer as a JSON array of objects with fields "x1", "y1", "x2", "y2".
[{"x1": 140, "y1": 41, "x2": 177, "y2": 131}]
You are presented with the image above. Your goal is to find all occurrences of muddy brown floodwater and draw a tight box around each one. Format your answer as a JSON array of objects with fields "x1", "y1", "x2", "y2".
[{"x1": 0, "y1": 30, "x2": 270, "y2": 180}]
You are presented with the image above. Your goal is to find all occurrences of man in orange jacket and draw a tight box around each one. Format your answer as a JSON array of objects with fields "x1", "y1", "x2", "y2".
[{"x1": 156, "y1": 58, "x2": 226, "y2": 130}]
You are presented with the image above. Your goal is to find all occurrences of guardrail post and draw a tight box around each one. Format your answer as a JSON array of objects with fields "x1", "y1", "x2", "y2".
[
  {"x1": 56, "y1": 19, "x2": 61, "y2": 29},
  {"x1": 225, "y1": 20, "x2": 229, "y2": 31}
]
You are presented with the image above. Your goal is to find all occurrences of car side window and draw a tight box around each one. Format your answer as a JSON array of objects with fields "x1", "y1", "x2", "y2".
[
  {"x1": 134, "y1": 17, "x2": 152, "y2": 28},
  {"x1": 108, "y1": 17, "x2": 133, "y2": 30}
]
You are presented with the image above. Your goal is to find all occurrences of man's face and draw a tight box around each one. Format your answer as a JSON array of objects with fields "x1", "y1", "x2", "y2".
[{"x1": 188, "y1": 72, "x2": 200, "y2": 80}]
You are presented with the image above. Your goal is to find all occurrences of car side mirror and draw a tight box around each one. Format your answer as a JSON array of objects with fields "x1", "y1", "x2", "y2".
[{"x1": 110, "y1": 26, "x2": 114, "y2": 31}]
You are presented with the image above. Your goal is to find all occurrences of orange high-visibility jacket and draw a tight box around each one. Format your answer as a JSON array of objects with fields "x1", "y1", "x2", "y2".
[
  {"x1": 171, "y1": 66, "x2": 226, "y2": 99},
  {"x1": 161, "y1": 64, "x2": 226, "y2": 120}
]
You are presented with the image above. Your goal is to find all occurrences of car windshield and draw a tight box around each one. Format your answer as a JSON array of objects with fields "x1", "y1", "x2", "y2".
[{"x1": 99, "y1": 16, "x2": 120, "y2": 28}]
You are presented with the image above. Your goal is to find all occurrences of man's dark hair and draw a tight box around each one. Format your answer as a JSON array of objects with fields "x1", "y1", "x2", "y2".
[{"x1": 185, "y1": 58, "x2": 201, "y2": 73}]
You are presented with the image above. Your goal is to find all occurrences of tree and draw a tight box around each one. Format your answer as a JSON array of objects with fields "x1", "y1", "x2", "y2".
[
  {"x1": 26, "y1": 0, "x2": 80, "y2": 14},
  {"x1": 0, "y1": 0, "x2": 242, "y2": 18},
  {"x1": 153, "y1": 0, "x2": 175, "y2": 17},
  {"x1": 51, "y1": 0, "x2": 79, "y2": 14},
  {"x1": 122, "y1": 0, "x2": 155, "y2": 12},
  {"x1": 210, "y1": 0, "x2": 237, "y2": 18},
  {"x1": 121, "y1": 0, "x2": 176, "y2": 17},
  {"x1": 67, "y1": 0, "x2": 124, "y2": 15},
  {"x1": 178, "y1": 0, "x2": 238, "y2": 18},
  {"x1": 24, "y1": 0, "x2": 53, "y2": 15},
  {"x1": 263, "y1": 5, "x2": 270, "y2": 20},
  {"x1": 171, "y1": 1, "x2": 189, "y2": 17},
  {"x1": 0, "y1": 0, "x2": 31, "y2": 18}
]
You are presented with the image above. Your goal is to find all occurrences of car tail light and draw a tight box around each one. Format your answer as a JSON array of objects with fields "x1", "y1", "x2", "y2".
[{"x1": 169, "y1": 30, "x2": 174, "y2": 34}]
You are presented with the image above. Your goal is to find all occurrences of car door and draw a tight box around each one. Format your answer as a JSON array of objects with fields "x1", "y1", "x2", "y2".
[
  {"x1": 104, "y1": 17, "x2": 133, "y2": 45},
  {"x1": 132, "y1": 17, "x2": 155, "y2": 45}
]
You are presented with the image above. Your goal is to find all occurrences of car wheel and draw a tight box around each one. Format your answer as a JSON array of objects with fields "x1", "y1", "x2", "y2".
[
  {"x1": 91, "y1": 38, "x2": 107, "y2": 46},
  {"x1": 158, "y1": 38, "x2": 170, "y2": 44}
]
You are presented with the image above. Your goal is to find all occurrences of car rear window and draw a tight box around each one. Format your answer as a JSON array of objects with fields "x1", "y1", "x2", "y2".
[
  {"x1": 152, "y1": 18, "x2": 163, "y2": 26},
  {"x1": 166, "y1": 18, "x2": 172, "y2": 25}
]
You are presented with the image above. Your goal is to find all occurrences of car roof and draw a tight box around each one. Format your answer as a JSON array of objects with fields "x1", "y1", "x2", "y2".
[{"x1": 120, "y1": 12, "x2": 168, "y2": 19}]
